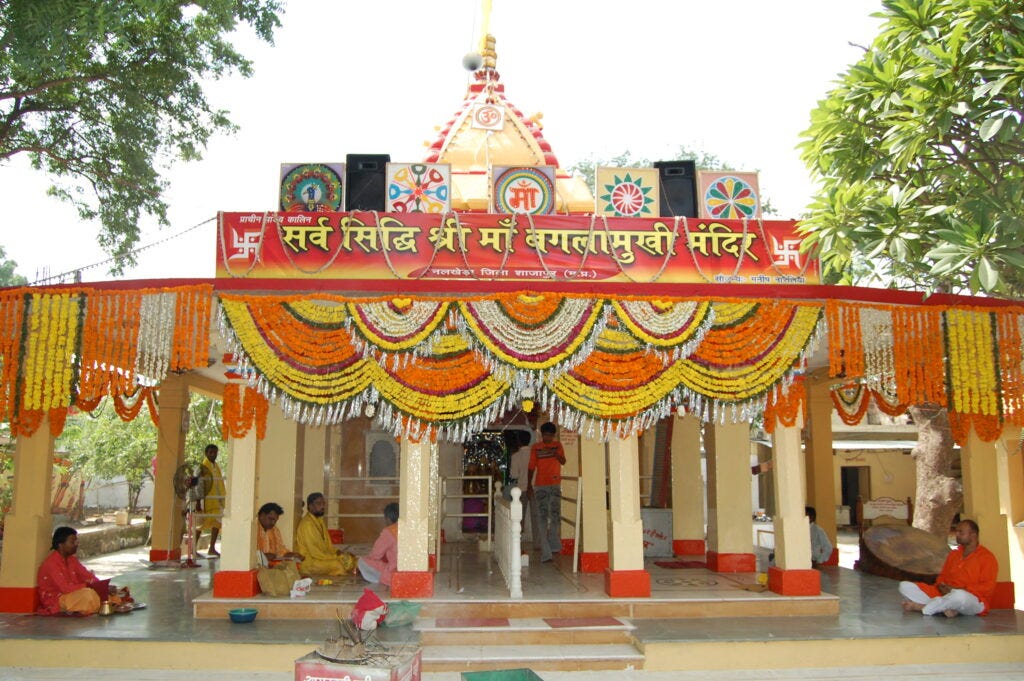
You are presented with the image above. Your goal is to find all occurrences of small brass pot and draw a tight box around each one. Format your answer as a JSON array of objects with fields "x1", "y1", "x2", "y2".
[{"x1": 98, "y1": 601, "x2": 115, "y2": 616}]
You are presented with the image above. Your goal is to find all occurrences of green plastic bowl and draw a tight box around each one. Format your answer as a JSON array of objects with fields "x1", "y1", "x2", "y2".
[{"x1": 228, "y1": 607, "x2": 258, "y2": 623}]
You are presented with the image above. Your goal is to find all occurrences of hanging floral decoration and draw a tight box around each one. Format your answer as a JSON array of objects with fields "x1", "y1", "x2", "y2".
[
  {"x1": 348, "y1": 298, "x2": 450, "y2": 353},
  {"x1": 830, "y1": 383, "x2": 908, "y2": 426},
  {"x1": 610, "y1": 299, "x2": 714, "y2": 357},
  {"x1": 222, "y1": 383, "x2": 269, "y2": 440},
  {"x1": 457, "y1": 294, "x2": 604, "y2": 372},
  {"x1": 763, "y1": 377, "x2": 806, "y2": 432},
  {"x1": 0, "y1": 285, "x2": 212, "y2": 438},
  {"x1": 825, "y1": 301, "x2": 1024, "y2": 444}
]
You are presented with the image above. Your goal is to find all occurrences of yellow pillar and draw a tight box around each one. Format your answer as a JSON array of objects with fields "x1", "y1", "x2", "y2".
[
  {"x1": 0, "y1": 419, "x2": 55, "y2": 612},
  {"x1": 300, "y1": 424, "x2": 327, "y2": 513},
  {"x1": 996, "y1": 425, "x2": 1024, "y2": 609},
  {"x1": 962, "y1": 424, "x2": 1015, "y2": 608},
  {"x1": 671, "y1": 414, "x2": 705, "y2": 556},
  {"x1": 560, "y1": 429, "x2": 581, "y2": 555},
  {"x1": 212, "y1": 430, "x2": 259, "y2": 597},
  {"x1": 149, "y1": 375, "x2": 189, "y2": 562},
  {"x1": 256, "y1": 404, "x2": 298, "y2": 548},
  {"x1": 605, "y1": 435, "x2": 650, "y2": 596},
  {"x1": 805, "y1": 381, "x2": 837, "y2": 561},
  {"x1": 393, "y1": 437, "x2": 434, "y2": 597},
  {"x1": 705, "y1": 421, "x2": 755, "y2": 572},
  {"x1": 579, "y1": 436, "x2": 608, "y2": 572},
  {"x1": 767, "y1": 414, "x2": 820, "y2": 595}
]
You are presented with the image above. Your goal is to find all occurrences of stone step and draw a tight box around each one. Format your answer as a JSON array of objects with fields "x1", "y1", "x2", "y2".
[
  {"x1": 415, "y1": 615, "x2": 635, "y2": 646},
  {"x1": 420, "y1": 643, "x2": 644, "y2": 672}
]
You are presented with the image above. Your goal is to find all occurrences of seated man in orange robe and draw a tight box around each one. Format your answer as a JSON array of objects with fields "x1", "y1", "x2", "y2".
[
  {"x1": 899, "y1": 519, "x2": 998, "y2": 617},
  {"x1": 37, "y1": 527, "x2": 105, "y2": 616},
  {"x1": 256, "y1": 502, "x2": 304, "y2": 564}
]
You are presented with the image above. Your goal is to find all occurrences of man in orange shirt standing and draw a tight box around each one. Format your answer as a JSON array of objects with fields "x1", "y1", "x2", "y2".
[
  {"x1": 528, "y1": 422, "x2": 566, "y2": 563},
  {"x1": 899, "y1": 519, "x2": 998, "y2": 617}
]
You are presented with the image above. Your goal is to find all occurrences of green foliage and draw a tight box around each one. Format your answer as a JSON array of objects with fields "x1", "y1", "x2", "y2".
[
  {"x1": 55, "y1": 391, "x2": 224, "y2": 513},
  {"x1": 0, "y1": 246, "x2": 26, "y2": 286},
  {"x1": 58, "y1": 400, "x2": 158, "y2": 513},
  {"x1": 800, "y1": 0, "x2": 1024, "y2": 296},
  {"x1": 0, "y1": 0, "x2": 282, "y2": 273},
  {"x1": 568, "y1": 145, "x2": 776, "y2": 215},
  {"x1": 184, "y1": 393, "x2": 225, "y2": 466}
]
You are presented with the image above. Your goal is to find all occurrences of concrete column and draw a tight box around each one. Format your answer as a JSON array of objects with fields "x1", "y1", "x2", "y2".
[
  {"x1": 213, "y1": 430, "x2": 259, "y2": 597},
  {"x1": 579, "y1": 436, "x2": 609, "y2": 572},
  {"x1": 605, "y1": 435, "x2": 650, "y2": 597},
  {"x1": 671, "y1": 414, "x2": 705, "y2": 557},
  {"x1": 393, "y1": 437, "x2": 434, "y2": 597},
  {"x1": 559, "y1": 429, "x2": 581, "y2": 555},
  {"x1": 0, "y1": 418, "x2": 55, "y2": 612},
  {"x1": 256, "y1": 404, "x2": 298, "y2": 548},
  {"x1": 996, "y1": 425, "x2": 1024, "y2": 610},
  {"x1": 962, "y1": 424, "x2": 1015, "y2": 608},
  {"x1": 301, "y1": 424, "x2": 328, "y2": 512},
  {"x1": 767, "y1": 414, "x2": 820, "y2": 595},
  {"x1": 705, "y1": 421, "x2": 755, "y2": 572},
  {"x1": 805, "y1": 380, "x2": 837, "y2": 564},
  {"x1": 149, "y1": 374, "x2": 189, "y2": 562}
]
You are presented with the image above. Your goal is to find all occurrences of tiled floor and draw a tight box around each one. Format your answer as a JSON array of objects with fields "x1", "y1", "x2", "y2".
[{"x1": 0, "y1": 541, "x2": 1021, "y2": 680}]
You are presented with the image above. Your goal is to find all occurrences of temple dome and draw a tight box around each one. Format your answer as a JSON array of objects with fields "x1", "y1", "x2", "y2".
[{"x1": 424, "y1": 36, "x2": 594, "y2": 213}]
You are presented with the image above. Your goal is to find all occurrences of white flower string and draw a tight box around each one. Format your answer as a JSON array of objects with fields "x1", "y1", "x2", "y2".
[
  {"x1": 218, "y1": 212, "x2": 272, "y2": 278},
  {"x1": 134, "y1": 291, "x2": 177, "y2": 386},
  {"x1": 277, "y1": 213, "x2": 348, "y2": 275},
  {"x1": 755, "y1": 218, "x2": 815, "y2": 280}
]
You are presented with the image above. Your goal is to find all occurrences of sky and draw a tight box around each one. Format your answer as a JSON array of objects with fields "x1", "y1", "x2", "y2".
[{"x1": 0, "y1": 0, "x2": 884, "y2": 284}]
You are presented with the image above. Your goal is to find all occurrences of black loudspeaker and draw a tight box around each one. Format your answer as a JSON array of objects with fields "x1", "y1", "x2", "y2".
[
  {"x1": 653, "y1": 160, "x2": 698, "y2": 218},
  {"x1": 345, "y1": 154, "x2": 391, "y2": 210}
]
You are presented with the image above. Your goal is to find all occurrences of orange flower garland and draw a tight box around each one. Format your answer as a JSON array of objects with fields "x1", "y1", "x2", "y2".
[
  {"x1": 995, "y1": 308, "x2": 1024, "y2": 426},
  {"x1": 763, "y1": 379, "x2": 806, "y2": 433},
  {"x1": 825, "y1": 300, "x2": 864, "y2": 379},
  {"x1": 222, "y1": 383, "x2": 269, "y2": 440},
  {"x1": 891, "y1": 306, "x2": 945, "y2": 407}
]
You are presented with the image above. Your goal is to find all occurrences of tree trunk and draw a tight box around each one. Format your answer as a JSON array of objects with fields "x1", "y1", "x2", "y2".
[{"x1": 908, "y1": 403, "x2": 961, "y2": 538}]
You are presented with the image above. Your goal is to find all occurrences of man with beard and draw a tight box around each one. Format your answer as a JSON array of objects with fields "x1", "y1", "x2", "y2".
[
  {"x1": 898, "y1": 519, "x2": 998, "y2": 617},
  {"x1": 294, "y1": 492, "x2": 356, "y2": 576},
  {"x1": 37, "y1": 527, "x2": 106, "y2": 615}
]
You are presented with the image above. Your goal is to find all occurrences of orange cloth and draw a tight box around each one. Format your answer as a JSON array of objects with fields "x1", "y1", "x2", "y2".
[
  {"x1": 916, "y1": 544, "x2": 998, "y2": 614},
  {"x1": 257, "y1": 524, "x2": 289, "y2": 558},
  {"x1": 528, "y1": 441, "x2": 565, "y2": 487}
]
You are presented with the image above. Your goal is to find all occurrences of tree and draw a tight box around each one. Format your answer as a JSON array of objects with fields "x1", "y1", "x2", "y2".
[
  {"x1": 184, "y1": 393, "x2": 225, "y2": 467},
  {"x1": 799, "y1": 0, "x2": 1024, "y2": 297},
  {"x1": 798, "y1": 0, "x2": 1024, "y2": 537},
  {"x1": 0, "y1": 0, "x2": 282, "y2": 273},
  {"x1": 58, "y1": 400, "x2": 158, "y2": 514},
  {"x1": 569, "y1": 145, "x2": 776, "y2": 215},
  {"x1": 0, "y1": 245, "x2": 26, "y2": 286}
]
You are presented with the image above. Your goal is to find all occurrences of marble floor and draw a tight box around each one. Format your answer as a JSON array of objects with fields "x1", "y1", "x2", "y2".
[{"x1": 0, "y1": 541, "x2": 1022, "y2": 681}]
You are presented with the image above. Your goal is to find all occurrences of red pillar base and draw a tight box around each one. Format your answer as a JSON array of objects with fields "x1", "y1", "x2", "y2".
[
  {"x1": 604, "y1": 569, "x2": 651, "y2": 597},
  {"x1": 392, "y1": 571, "x2": 434, "y2": 598},
  {"x1": 213, "y1": 569, "x2": 260, "y2": 597},
  {"x1": 707, "y1": 551, "x2": 756, "y2": 573},
  {"x1": 673, "y1": 539, "x2": 706, "y2": 557},
  {"x1": 561, "y1": 538, "x2": 575, "y2": 555},
  {"x1": 820, "y1": 548, "x2": 840, "y2": 567},
  {"x1": 149, "y1": 548, "x2": 182, "y2": 562},
  {"x1": 768, "y1": 566, "x2": 821, "y2": 596},
  {"x1": 992, "y1": 581, "x2": 1015, "y2": 609},
  {"x1": 579, "y1": 551, "x2": 609, "y2": 573},
  {"x1": 0, "y1": 586, "x2": 38, "y2": 613}
]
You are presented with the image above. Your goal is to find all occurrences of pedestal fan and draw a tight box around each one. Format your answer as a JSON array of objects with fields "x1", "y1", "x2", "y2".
[{"x1": 172, "y1": 463, "x2": 212, "y2": 568}]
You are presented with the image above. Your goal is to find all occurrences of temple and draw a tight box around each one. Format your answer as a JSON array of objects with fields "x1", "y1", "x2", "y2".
[{"x1": 0, "y1": 33, "x2": 1022, "y2": 676}]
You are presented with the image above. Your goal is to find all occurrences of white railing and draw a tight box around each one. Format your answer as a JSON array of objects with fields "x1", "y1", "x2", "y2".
[{"x1": 494, "y1": 483, "x2": 523, "y2": 599}]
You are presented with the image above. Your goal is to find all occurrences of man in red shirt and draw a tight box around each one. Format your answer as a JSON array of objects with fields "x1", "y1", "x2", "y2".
[
  {"x1": 37, "y1": 527, "x2": 105, "y2": 616},
  {"x1": 528, "y1": 422, "x2": 566, "y2": 563},
  {"x1": 899, "y1": 519, "x2": 998, "y2": 617}
]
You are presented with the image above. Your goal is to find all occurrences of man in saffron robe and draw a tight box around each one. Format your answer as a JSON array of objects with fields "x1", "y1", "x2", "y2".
[
  {"x1": 196, "y1": 444, "x2": 226, "y2": 557},
  {"x1": 37, "y1": 527, "x2": 104, "y2": 616},
  {"x1": 358, "y1": 502, "x2": 399, "y2": 586},
  {"x1": 295, "y1": 492, "x2": 356, "y2": 576},
  {"x1": 257, "y1": 501, "x2": 303, "y2": 564},
  {"x1": 899, "y1": 519, "x2": 998, "y2": 617}
]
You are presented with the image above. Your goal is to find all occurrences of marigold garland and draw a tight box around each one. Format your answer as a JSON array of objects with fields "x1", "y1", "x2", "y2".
[
  {"x1": 763, "y1": 379, "x2": 806, "y2": 433},
  {"x1": 945, "y1": 308, "x2": 998, "y2": 417},
  {"x1": 222, "y1": 383, "x2": 269, "y2": 439}
]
